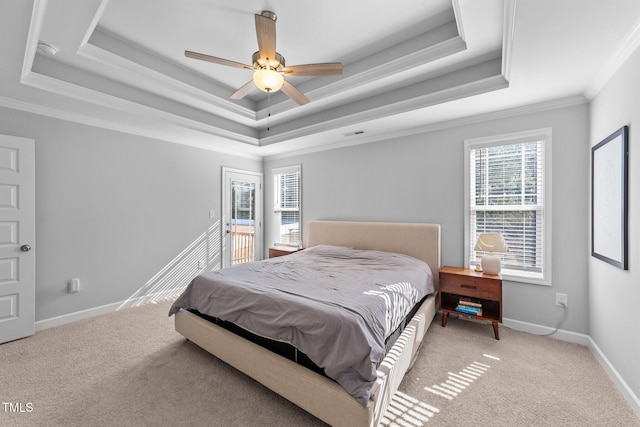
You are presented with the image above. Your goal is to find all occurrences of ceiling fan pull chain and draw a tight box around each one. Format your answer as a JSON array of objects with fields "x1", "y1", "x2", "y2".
[{"x1": 267, "y1": 91, "x2": 271, "y2": 131}]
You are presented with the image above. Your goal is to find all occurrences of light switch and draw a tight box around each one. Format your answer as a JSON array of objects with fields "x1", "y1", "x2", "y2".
[{"x1": 209, "y1": 210, "x2": 215, "y2": 219}]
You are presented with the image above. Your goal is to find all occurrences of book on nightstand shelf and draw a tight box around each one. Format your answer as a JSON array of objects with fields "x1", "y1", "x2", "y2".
[
  {"x1": 456, "y1": 298, "x2": 483, "y2": 317},
  {"x1": 458, "y1": 297, "x2": 482, "y2": 308},
  {"x1": 455, "y1": 305, "x2": 483, "y2": 316}
]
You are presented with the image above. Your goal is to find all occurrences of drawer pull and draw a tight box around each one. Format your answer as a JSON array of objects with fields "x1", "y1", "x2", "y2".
[{"x1": 461, "y1": 284, "x2": 477, "y2": 289}]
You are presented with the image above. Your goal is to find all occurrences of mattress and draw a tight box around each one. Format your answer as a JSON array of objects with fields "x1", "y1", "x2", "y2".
[
  {"x1": 189, "y1": 293, "x2": 426, "y2": 377},
  {"x1": 169, "y1": 244, "x2": 435, "y2": 406}
]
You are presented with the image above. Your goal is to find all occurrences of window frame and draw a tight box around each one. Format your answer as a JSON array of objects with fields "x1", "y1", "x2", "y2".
[
  {"x1": 463, "y1": 128, "x2": 552, "y2": 286},
  {"x1": 271, "y1": 165, "x2": 302, "y2": 248}
]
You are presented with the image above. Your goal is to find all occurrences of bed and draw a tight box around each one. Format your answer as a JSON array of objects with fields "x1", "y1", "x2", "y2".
[{"x1": 170, "y1": 220, "x2": 441, "y2": 426}]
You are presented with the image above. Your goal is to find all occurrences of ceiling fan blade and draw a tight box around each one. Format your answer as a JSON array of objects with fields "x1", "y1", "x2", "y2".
[
  {"x1": 255, "y1": 12, "x2": 276, "y2": 62},
  {"x1": 185, "y1": 50, "x2": 253, "y2": 70},
  {"x1": 280, "y1": 80, "x2": 309, "y2": 106},
  {"x1": 283, "y1": 63, "x2": 343, "y2": 76},
  {"x1": 230, "y1": 80, "x2": 257, "y2": 100}
]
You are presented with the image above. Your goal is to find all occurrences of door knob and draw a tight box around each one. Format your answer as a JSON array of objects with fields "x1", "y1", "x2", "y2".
[{"x1": 20, "y1": 245, "x2": 31, "y2": 252}]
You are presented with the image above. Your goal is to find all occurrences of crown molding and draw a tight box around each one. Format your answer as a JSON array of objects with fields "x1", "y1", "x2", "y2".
[
  {"x1": 0, "y1": 92, "x2": 262, "y2": 160},
  {"x1": 264, "y1": 94, "x2": 586, "y2": 161},
  {"x1": 394, "y1": 94, "x2": 586, "y2": 141},
  {"x1": 502, "y1": 0, "x2": 517, "y2": 81},
  {"x1": 452, "y1": 0, "x2": 466, "y2": 43},
  {"x1": 19, "y1": 70, "x2": 261, "y2": 146},
  {"x1": 256, "y1": 20, "x2": 467, "y2": 119},
  {"x1": 84, "y1": 27, "x2": 257, "y2": 122},
  {"x1": 21, "y1": 0, "x2": 47, "y2": 81},
  {"x1": 259, "y1": 56, "x2": 505, "y2": 145},
  {"x1": 585, "y1": 15, "x2": 640, "y2": 99}
]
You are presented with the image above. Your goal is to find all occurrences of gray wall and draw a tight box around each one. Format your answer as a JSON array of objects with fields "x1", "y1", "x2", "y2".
[
  {"x1": 589, "y1": 46, "x2": 640, "y2": 403},
  {"x1": 1, "y1": 100, "x2": 592, "y2": 334},
  {"x1": 0, "y1": 107, "x2": 261, "y2": 321},
  {"x1": 265, "y1": 103, "x2": 590, "y2": 334}
]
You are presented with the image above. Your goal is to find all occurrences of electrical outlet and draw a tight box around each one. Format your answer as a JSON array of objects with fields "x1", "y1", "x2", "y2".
[
  {"x1": 68, "y1": 278, "x2": 80, "y2": 293},
  {"x1": 555, "y1": 292, "x2": 568, "y2": 307}
]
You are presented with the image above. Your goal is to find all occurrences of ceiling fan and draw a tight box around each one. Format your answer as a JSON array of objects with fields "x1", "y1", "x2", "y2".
[{"x1": 185, "y1": 10, "x2": 343, "y2": 106}]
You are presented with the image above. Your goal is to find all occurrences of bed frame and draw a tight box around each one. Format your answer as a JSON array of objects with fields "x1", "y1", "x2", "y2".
[{"x1": 174, "y1": 221, "x2": 441, "y2": 426}]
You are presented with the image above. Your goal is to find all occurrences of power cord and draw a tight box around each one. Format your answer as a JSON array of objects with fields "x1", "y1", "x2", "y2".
[{"x1": 537, "y1": 301, "x2": 568, "y2": 336}]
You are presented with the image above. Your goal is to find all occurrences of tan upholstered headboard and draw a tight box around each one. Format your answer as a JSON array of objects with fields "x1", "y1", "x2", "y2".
[{"x1": 306, "y1": 221, "x2": 441, "y2": 287}]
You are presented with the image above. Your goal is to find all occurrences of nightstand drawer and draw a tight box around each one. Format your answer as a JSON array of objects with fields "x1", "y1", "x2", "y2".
[{"x1": 440, "y1": 274, "x2": 501, "y2": 300}]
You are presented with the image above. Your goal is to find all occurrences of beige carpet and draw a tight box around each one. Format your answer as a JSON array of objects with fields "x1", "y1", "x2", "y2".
[{"x1": 1, "y1": 299, "x2": 638, "y2": 427}]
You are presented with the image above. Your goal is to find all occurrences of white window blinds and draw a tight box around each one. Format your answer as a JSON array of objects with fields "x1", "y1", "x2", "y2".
[
  {"x1": 272, "y1": 165, "x2": 301, "y2": 247},
  {"x1": 466, "y1": 129, "x2": 551, "y2": 284}
]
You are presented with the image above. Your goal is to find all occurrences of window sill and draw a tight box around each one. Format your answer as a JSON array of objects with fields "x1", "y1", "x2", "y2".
[
  {"x1": 500, "y1": 270, "x2": 550, "y2": 286},
  {"x1": 468, "y1": 263, "x2": 550, "y2": 286}
]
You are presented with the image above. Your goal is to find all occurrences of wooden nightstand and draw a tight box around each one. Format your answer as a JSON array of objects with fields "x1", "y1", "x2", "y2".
[
  {"x1": 439, "y1": 266, "x2": 502, "y2": 340},
  {"x1": 268, "y1": 246, "x2": 301, "y2": 259}
]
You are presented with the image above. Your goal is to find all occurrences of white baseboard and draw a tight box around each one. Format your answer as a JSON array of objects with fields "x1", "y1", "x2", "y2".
[
  {"x1": 502, "y1": 317, "x2": 590, "y2": 346},
  {"x1": 34, "y1": 288, "x2": 181, "y2": 331},
  {"x1": 35, "y1": 301, "x2": 124, "y2": 331},
  {"x1": 504, "y1": 317, "x2": 640, "y2": 418},
  {"x1": 588, "y1": 337, "x2": 640, "y2": 418}
]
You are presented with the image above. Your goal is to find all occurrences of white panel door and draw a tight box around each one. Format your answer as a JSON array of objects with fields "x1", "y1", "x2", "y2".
[
  {"x1": 222, "y1": 168, "x2": 262, "y2": 268},
  {"x1": 0, "y1": 135, "x2": 35, "y2": 344}
]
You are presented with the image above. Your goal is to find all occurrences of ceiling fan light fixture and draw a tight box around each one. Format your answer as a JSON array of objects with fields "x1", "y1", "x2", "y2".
[
  {"x1": 186, "y1": 10, "x2": 341, "y2": 105},
  {"x1": 253, "y1": 68, "x2": 284, "y2": 92}
]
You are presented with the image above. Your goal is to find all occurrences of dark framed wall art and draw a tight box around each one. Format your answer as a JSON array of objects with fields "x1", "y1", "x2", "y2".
[{"x1": 591, "y1": 125, "x2": 629, "y2": 270}]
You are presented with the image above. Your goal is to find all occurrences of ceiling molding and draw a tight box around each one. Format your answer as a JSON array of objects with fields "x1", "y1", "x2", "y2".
[
  {"x1": 502, "y1": 0, "x2": 517, "y2": 81},
  {"x1": 263, "y1": 94, "x2": 587, "y2": 162},
  {"x1": 0, "y1": 93, "x2": 263, "y2": 160},
  {"x1": 256, "y1": 36, "x2": 468, "y2": 122},
  {"x1": 84, "y1": 27, "x2": 258, "y2": 121},
  {"x1": 0, "y1": 91, "x2": 245, "y2": 157},
  {"x1": 259, "y1": 57, "x2": 507, "y2": 146},
  {"x1": 78, "y1": 0, "x2": 108, "y2": 46},
  {"x1": 451, "y1": 0, "x2": 466, "y2": 43},
  {"x1": 584, "y1": 15, "x2": 640, "y2": 99},
  {"x1": 21, "y1": 0, "x2": 47, "y2": 81},
  {"x1": 28, "y1": 53, "x2": 260, "y2": 139},
  {"x1": 255, "y1": 20, "x2": 466, "y2": 119},
  {"x1": 261, "y1": 73, "x2": 509, "y2": 149},
  {"x1": 20, "y1": 69, "x2": 260, "y2": 146}
]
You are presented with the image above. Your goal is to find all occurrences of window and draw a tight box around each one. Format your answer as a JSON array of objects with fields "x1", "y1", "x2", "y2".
[
  {"x1": 271, "y1": 165, "x2": 301, "y2": 247},
  {"x1": 464, "y1": 129, "x2": 552, "y2": 285}
]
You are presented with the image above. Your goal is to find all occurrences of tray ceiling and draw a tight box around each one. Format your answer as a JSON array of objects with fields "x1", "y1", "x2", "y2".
[{"x1": 2, "y1": 0, "x2": 640, "y2": 158}]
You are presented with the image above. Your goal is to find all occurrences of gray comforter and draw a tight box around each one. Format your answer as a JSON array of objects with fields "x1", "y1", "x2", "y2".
[{"x1": 168, "y1": 245, "x2": 434, "y2": 406}]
